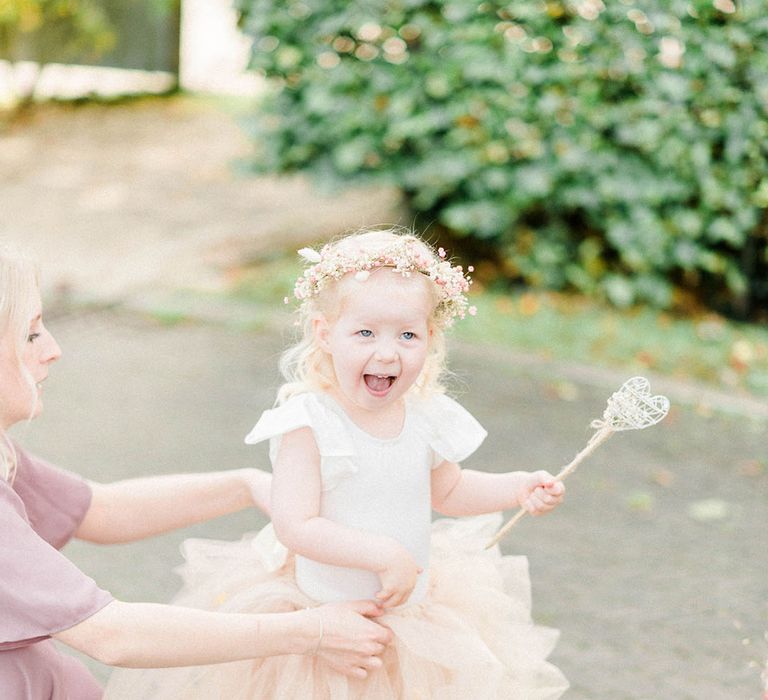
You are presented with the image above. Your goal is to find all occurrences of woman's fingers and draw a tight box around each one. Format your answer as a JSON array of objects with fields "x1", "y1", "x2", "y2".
[
  {"x1": 318, "y1": 601, "x2": 392, "y2": 646},
  {"x1": 326, "y1": 649, "x2": 385, "y2": 678},
  {"x1": 353, "y1": 654, "x2": 383, "y2": 677},
  {"x1": 311, "y1": 600, "x2": 395, "y2": 676},
  {"x1": 370, "y1": 642, "x2": 386, "y2": 655},
  {"x1": 346, "y1": 598, "x2": 385, "y2": 619}
]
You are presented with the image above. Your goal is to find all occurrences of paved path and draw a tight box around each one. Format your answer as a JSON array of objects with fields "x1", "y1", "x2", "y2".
[
  {"x1": 3, "y1": 98, "x2": 767, "y2": 698},
  {"x1": 0, "y1": 97, "x2": 400, "y2": 302},
  {"x1": 12, "y1": 308, "x2": 765, "y2": 698}
]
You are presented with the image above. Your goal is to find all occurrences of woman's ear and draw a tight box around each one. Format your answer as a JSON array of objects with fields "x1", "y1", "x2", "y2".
[{"x1": 313, "y1": 315, "x2": 332, "y2": 352}]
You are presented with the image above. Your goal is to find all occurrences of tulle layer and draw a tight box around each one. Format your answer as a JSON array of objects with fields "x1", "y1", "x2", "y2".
[{"x1": 104, "y1": 515, "x2": 568, "y2": 700}]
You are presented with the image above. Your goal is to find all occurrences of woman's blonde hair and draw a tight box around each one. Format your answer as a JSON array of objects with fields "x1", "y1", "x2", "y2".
[
  {"x1": 277, "y1": 228, "x2": 460, "y2": 404},
  {"x1": 0, "y1": 244, "x2": 40, "y2": 482}
]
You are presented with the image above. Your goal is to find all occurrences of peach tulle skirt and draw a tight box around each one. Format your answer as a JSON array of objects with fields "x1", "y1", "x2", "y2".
[{"x1": 104, "y1": 515, "x2": 568, "y2": 699}]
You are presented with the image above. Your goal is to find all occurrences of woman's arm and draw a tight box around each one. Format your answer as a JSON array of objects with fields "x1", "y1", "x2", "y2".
[
  {"x1": 431, "y1": 460, "x2": 564, "y2": 517},
  {"x1": 54, "y1": 599, "x2": 390, "y2": 678},
  {"x1": 271, "y1": 427, "x2": 419, "y2": 607},
  {"x1": 76, "y1": 468, "x2": 272, "y2": 544}
]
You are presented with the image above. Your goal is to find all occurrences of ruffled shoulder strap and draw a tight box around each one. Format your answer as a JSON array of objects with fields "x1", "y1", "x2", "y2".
[
  {"x1": 411, "y1": 393, "x2": 488, "y2": 467},
  {"x1": 244, "y1": 393, "x2": 356, "y2": 490}
]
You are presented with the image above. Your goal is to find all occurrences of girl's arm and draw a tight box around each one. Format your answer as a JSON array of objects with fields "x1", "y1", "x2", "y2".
[
  {"x1": 271, "y1": 427, "x2": 419, "y2": 607},
  {"x1": 431, "y1": 460, "x2": 564, "y2": 517},
  {"x1": 54, "y1": 598, "x2": 390, "y2": 678},
  {"x1": 75, "y1": 468, "x2": 272, "y2": 544}
]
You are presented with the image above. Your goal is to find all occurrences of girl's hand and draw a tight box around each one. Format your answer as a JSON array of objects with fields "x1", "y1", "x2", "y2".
[
  {"x1": 519, "y1": 471, "x2": 565, "y2": 515},
  {"x1": 374, "y1": 542, "x2": 422, "y2": 608},
  {"x1": 314, "y1": 601, "x2": 392, "y2": 679}
]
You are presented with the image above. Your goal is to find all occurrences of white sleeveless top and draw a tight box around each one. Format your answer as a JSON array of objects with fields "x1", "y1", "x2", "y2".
[{"x1": 244, "y1": 392, "x2": 486, "y2": 605}]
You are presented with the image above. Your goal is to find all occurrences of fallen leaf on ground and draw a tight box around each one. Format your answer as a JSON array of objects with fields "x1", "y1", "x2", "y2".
[
  {"x1": 687, "y1": 498, "x2": 731, "y2": 522},
  {"x1": 626, "y1": 492, "x2": 654, "y2": 512}
]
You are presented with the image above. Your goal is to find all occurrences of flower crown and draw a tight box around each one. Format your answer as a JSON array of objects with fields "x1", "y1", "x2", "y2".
[{"x1": 287, "y1": 237, "x2": 476, "y2": 325}]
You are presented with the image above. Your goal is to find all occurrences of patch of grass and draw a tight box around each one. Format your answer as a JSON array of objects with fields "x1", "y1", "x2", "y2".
[
  {"x1": 130, "y1": 289, "x2": 275, "y2": 332},
  {"x1": 230, "y1": 254, "x2": 768, "y2": 400},
  {"x1": 228, "y1": 255, "x2": 299, "y2": 308},
  {"x1": 149, "y1": 309, "x2": 190, "y2": 327},
  {"x1": 455, "y1": 290, "x2": 768, "y2": 399}
]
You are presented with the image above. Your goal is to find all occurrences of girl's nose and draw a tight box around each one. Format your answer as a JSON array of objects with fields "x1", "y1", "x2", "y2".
[{"x1": 374, "y1": 343, "x2": 398, "y2": 362}]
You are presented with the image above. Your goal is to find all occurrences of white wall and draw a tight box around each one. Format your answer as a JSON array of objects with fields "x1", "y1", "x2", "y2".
[{"x1": 180, "y1": 0, "x2": 263, "y2": 95}]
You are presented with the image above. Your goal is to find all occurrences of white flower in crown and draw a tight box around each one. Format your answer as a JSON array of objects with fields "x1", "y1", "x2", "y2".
[
  {"x1": 297, "y1": 247, "x2": 322, "y2": 263},
  {"x1": 290, "y1": 238, "x2": 476, "y2": 326}
]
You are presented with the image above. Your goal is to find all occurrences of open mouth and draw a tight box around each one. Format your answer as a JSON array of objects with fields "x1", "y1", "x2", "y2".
[{"x1": 364, "y1": 374, "x2": 396, "y2": 395}]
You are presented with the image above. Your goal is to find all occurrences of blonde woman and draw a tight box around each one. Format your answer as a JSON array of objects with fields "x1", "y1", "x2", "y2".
[{"x1": 0, "y1": 243, "x2": 390, "y2": 699}]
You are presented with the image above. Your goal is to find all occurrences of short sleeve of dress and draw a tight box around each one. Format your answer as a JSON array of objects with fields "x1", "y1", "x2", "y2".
[
  {"x1": 11, "y1": 447, "x2": 92, "y2": 549},
  {"x1": 244, "y1": 393, "x2": 357, "y2": 491},
  {"x1": 0, "y1": 482, "x2": 113, "y2": 646},
  {"x1": 412, "y1": 393, "x2": 488, "y2": 468}
]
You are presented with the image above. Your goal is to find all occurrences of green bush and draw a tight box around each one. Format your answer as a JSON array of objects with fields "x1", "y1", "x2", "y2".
[
  {"x1": 236, "y1": 0, "x2": 768, "y2": 318},
  {"x1": 0, "y1": 1, "x2": 115, "y2": 65},
  {"x1": 0, "y1": 0, "x2": 115, "y2": 106}
]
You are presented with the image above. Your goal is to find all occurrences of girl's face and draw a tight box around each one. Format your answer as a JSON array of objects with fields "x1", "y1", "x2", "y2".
[
  {"x1": 315, "y1": 269, "x2": 433, "y2": 417},
  {"x1": 0, "y1": 292, "x2": 61, "y2": 430}
]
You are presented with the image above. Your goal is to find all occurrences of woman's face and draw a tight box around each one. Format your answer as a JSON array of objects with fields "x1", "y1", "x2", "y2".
[{"x1": 0, "y1": 291, "x2": 61, "y2": 429}]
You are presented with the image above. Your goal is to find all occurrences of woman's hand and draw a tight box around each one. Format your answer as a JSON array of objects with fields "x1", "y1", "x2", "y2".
[
  {"x1": 243, "y1": 467, "x2": 272, "y2": 516},
  {"x1": 518, "y1": 471, "x2": 565, "y2": 515},
  {"x1": 374, "y1": 542, "x2": 422, "y2": 609},
  {"x1": 313, "y1": 600, "x2": 392, "y2": 679},
  {"x1": 57, "y1": 599, "x2": 391, "y2": 671}
]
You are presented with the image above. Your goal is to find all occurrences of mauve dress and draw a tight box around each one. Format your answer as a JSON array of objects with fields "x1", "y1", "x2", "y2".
[{"x1": 1, "y1": 446, "x2": 113, "y2": 699}]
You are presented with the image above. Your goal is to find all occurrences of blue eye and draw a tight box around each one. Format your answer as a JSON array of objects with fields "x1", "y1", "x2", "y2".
[
  {"x1": 401, "y1": 331, "x2": 415, "y2": 340},
  {"x1": 358, "y1": 329, "x2": 373, "y2": 337}
]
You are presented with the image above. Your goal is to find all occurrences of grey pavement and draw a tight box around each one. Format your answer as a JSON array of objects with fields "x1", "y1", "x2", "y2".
[
  {"x1": 12, "y1": 307, "x2": 767, "y2": 699},
  {"x1": 3, "y1": 98, "x2": 768, "y2": 698}
]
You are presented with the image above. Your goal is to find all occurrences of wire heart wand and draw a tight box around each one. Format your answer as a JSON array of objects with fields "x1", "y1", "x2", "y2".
[{"x1": 485, "y1": 376, "x2": 670, "y2": 550}]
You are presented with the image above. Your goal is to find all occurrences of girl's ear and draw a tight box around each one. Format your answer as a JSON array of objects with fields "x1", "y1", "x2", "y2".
[{"x1": 313, "y1": 315, "x2": 332, "y2": 352}]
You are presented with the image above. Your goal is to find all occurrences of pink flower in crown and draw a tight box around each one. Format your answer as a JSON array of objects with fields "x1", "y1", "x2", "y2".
[{"x1": 290, "y1": 237, "x2": 476, "y2": 326}]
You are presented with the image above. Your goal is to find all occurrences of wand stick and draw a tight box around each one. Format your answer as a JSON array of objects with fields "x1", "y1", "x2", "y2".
[{"x1": 485, "y1": 377, "x2": 670, "y2": 550}]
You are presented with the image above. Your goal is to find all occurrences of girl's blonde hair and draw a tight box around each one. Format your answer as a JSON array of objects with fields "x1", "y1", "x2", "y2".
[
  {"x1": 277, "y1": 228, "x2": 465, "y2": 404},
  {"x1": 0, "y1": 244, "x2": 40, "y2": 482}
]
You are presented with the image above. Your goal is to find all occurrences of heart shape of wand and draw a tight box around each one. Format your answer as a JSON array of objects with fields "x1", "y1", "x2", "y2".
[{"x1": 485, "y1": 376, "x2": 670, "y2": 549}]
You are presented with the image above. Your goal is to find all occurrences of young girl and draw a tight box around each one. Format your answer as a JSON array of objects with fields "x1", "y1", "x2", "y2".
[{"x1": 105, "y1": 228, "x2": 569, "y2": 698}]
